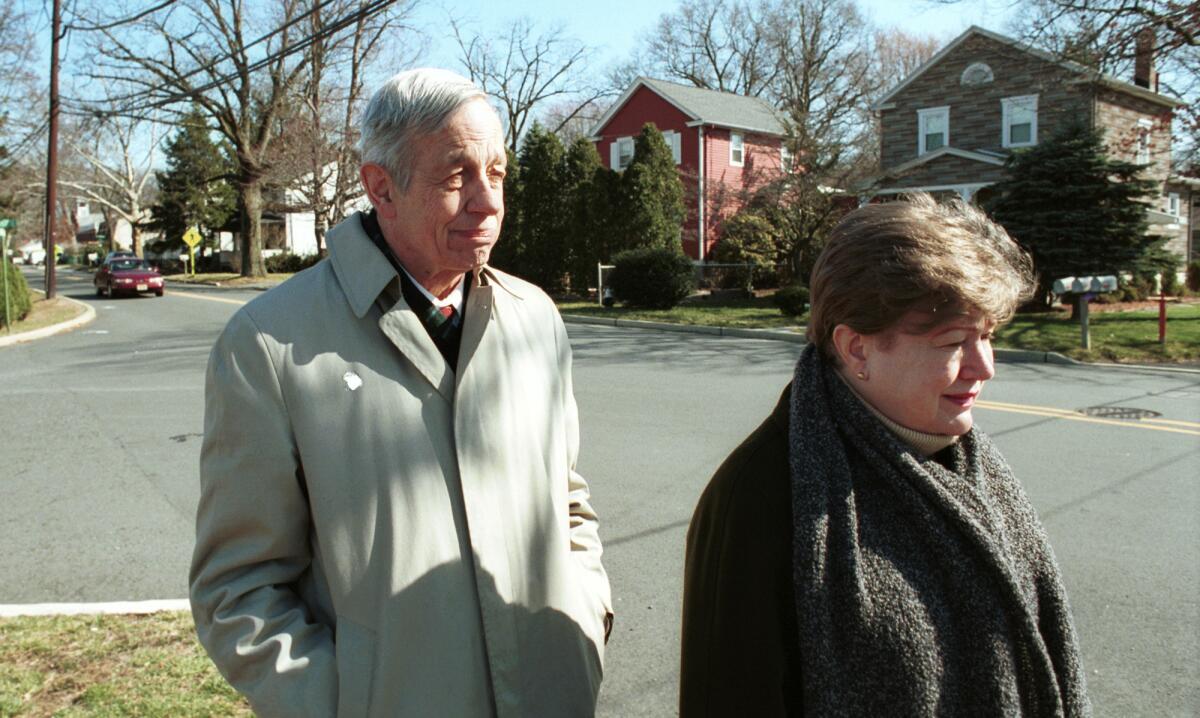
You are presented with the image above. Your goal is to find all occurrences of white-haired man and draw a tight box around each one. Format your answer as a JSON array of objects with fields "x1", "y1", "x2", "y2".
[{"x1": 190, "y1": 68, "x2": 613, "y2": 717}]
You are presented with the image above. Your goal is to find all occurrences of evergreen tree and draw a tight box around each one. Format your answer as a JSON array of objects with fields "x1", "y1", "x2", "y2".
[
  {"x1": 151, "y1": 106, "x2": 237, "y2": 254},
  {"x1": 984, "y1": 122, "x2": 1160, "y2": 304},
  {"x1": 513, "y1": 124, "x2": 568, "y2": 290},
  {"x1": 490, "y1": 147, "x2": 523, "y2": 274},
  {"x1": 563, "y1": 137, "x2": 603, "y2": 292},
  {"x1": 620, "y1": 124, "x2": 686, "y2": 253}
]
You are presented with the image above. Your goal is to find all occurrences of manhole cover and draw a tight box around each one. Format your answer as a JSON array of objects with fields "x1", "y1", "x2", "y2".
[{"x1": 1078, "y1": 406, "x2": 1162, "y2": 420}]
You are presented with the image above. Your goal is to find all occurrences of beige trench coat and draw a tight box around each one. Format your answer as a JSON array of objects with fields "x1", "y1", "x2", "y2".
[{"x1": 190, "y1": 213, "x2": 613, "y2": 717}]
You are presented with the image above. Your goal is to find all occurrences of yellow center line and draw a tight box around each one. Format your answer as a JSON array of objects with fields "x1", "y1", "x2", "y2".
[
  {"x1": 165, "y1": 290, "x2": 248, "y2": 306},
  {"x1": 975, "y1": 400, "x2": 1200, "y2": 437}
]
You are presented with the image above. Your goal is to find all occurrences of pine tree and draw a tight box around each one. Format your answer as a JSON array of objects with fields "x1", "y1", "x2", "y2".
[
  {"x1": 984, "y1": 122, "x2": 1160, "y2": 304},
  {"x1": 490, "y1": 147, "x2": 523, "y2": 274},
  {"x1": 563, "y1": 137, "x2": 603, "y2": 292},
  {"x1": 621, "y1": 124, "x2": 686, "y2": 253},
  {"x1": 513, "y1": 124, "x2": 568, "y2": 290},
  {"x1": 151, "y1": 106, "x2": 237, "y2": 255}
]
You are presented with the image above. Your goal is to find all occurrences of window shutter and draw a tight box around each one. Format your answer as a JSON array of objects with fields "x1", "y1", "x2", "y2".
[{"x1": 610, "y1": 141, "x2": 620, "y2": 169}]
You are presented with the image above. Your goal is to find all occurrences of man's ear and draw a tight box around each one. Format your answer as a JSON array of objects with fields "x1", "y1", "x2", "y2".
[
  {"x1": 831, "y1": 323, "x2": 869, "y2": 374},
  {"x1": 360, "y1": 163, "x2": 398, "y2": 220}
]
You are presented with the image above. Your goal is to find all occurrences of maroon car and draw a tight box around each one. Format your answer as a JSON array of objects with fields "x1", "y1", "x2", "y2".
[{"x1": 94, "y1": 258, "x2": 165, "y2": 297}]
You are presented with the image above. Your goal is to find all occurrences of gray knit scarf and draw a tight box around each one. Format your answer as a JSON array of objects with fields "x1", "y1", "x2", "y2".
[{"x1": 788, "y1": 344, "x2": 1091, "y2": 716}]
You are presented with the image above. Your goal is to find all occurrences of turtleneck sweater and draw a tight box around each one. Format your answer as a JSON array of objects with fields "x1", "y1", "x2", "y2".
[{"x1": 836, "y1": 372, "x2": 959, "y2": 457}]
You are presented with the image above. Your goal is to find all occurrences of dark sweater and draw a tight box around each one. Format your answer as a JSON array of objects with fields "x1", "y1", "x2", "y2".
[{"x1": 680, "y1": 385, "x2": 802, "y2": 716}]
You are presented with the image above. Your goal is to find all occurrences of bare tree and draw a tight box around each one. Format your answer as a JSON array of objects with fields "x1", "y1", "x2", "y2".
[
  {"x1": 74, "y1": 0, "x2": 408, "y2": 276},
  {"x1": 640, "y1": 0, "x2": 779, "y2": 96},
  {"x1": 452, "y1": 17, "x2": 610, "y2": 152},
  {"x1": 272, "y1": 0, "x2": 417, "y2": 255},
  {"x1": 59, "y1": 115, "x2": 160, "y2": 256}
]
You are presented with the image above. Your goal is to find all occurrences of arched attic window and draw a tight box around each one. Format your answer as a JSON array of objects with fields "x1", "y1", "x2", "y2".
[{"x1": 961, "y1": 62, "x2": 994, "y2": 86}]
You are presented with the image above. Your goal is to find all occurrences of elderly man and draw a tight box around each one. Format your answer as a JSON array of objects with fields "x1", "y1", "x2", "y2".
[{"x1": 190, "y1": 68, "x2": 613, "y2": 717}]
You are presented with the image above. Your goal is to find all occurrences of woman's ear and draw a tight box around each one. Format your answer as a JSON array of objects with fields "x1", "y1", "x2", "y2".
[{"x1": 831, "y1": 324, "x2": 869, "y2": 376}]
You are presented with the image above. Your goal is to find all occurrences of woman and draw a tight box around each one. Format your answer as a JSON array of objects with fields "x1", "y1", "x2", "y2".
[{"x1": 679, "y1": 193, "x2": 1090, "y2": 717}]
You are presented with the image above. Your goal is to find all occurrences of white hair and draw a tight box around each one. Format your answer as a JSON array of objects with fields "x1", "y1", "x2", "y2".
[{"x1": 359, "y1": 68, "x2": 489, "y2": 190}]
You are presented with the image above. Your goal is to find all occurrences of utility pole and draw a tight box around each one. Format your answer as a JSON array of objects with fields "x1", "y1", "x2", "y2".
[{"x1": 43, "y1": 0, "x2": 62, "y2": 299}]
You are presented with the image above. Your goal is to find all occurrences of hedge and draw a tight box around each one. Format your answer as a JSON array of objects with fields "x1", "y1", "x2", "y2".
[{"x1": 609, "y1": 247, "x2": 696, "y2": 309}]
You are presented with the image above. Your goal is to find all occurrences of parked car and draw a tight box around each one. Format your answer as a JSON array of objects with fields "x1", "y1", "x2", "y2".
[
  {"x1": 23, "y1": 248, "x2": 46, "y2": 265},
  {"x1": 94, "y1": 258, "x2": 165, "y2": 297}
]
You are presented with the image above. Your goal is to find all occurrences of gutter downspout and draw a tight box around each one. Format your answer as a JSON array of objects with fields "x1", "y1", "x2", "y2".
[{"x1": 697, "y1": 125, "x2": 705, "y2": 263}]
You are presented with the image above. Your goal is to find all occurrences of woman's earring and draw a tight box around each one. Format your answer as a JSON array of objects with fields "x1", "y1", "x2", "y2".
[{"x1": 856, "y1": 371, "x2": 867, "y2": 381}]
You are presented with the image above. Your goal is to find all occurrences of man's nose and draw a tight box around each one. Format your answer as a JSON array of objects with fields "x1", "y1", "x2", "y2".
[{"x1": 466, "y1": 176, "x2": 503, "y2": 216}]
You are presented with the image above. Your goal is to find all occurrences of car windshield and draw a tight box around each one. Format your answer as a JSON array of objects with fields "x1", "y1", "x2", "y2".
[{"x1": 111, "y1": 259, "x2": 149, "y2": 271}]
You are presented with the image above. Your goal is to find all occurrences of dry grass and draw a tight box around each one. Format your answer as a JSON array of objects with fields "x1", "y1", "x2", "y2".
[
  {"x1": 0, "y1": 612, "x2": 249, "y2": 717},
  {"x1": 163, "y1": 273, "x2": 291, "y2": 286},
  {"x1": 3, "y1": 293, "x2": 87, "y2": 336}
]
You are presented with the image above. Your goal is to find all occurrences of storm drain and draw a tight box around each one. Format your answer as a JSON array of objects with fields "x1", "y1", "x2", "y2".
[{"x1": 1077, "y1": 406, "x2": 1162, "y2": 421}]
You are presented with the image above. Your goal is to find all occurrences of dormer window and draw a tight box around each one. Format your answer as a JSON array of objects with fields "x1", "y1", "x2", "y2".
[
  {"x1": 917, "y1": 107, "x2": 948, "y2": 155},
  {"x1": 1001, "y1": 95, "x2": 1038, "y2": 148},
  {"x1": 961, "y1": 62, "x2": 994, "y2": 86}
]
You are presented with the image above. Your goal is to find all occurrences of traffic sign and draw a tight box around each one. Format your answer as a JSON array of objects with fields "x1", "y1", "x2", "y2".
[{"x1": 182, "y1": 227, "x2": 203, "y2": 248}]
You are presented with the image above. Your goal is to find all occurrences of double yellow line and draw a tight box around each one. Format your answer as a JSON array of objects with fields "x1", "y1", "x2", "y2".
[{"x1": 976, "y1": 400, "x2": 1200, "y2": 437}]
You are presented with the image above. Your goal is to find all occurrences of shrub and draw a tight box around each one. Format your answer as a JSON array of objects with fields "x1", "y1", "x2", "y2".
[
  {"x1": 1160, "y1": 267, "x2": 1181, "y2": 296},
  {"x1": 773, "y1": 284, "x2": 809, "y2": 317},
  {"x1": 265, "y1": 252, "x2": 321, "y2": 273},
  {"x1": 1, "y1": 260, "x2": 33, "y2": 328},
  {"x1": 712, "y1": 212, "x2": 780, "y2": 290},
  {"x1": 609, "y1": 247, "x2": 696, "y2": 309}
]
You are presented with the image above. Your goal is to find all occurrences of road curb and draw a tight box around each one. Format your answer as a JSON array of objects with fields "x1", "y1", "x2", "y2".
[
  {"x1": 0, "y1": 295, "x2": 96, "y2": 348},
  {"x1": 562, "y1": 314, "x2": 806, "y2": 343},
  {"x1": 0, "y1": 599, "x2": 191, "y2": 618},
  {"x1": 561, "y1": 315, "x2": 1200, "y2": 373}
]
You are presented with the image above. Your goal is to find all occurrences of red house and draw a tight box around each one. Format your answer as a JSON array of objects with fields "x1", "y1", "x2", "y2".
[{"x1": 590, "y1": 77, "x2": 788, "y2": 261}]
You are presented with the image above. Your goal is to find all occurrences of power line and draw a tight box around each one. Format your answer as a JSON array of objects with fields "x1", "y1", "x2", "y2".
[
  {"x1": 61, "y1": 0, "x2": 350, "y2": 110},
  {"x1": 70, "y1": 0, "x2": 397, "y2": 119}
]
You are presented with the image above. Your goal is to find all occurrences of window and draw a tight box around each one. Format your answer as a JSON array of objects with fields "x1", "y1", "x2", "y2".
[
  {"x1": 960, "y1": 63, "x2": 994, "y2": 86},
  {"x1": 1001, "y1": 95, "x2": 1038, "y2": 148},
  {"x1": 1167, "y1": 192, "x2": 1181, "y2": 217},
  {"x1": 1136, "y1": 119, "x2": 1153, "y2": 165},
  {"x1": 780, "y1": 144, "x2": 793, "y2": 173},
  {"x1": 663, "y1": 130, "x2": 682, "y2": 165},
  {"x1": 610, "y1": 136, "x2": 635, "y2": 171},
  {"x1": 917, "y1": 107, "x2": 949, "y2": 155},
  {"x1": 730, "y1": 132, "x2": 744, "y2": 166}
]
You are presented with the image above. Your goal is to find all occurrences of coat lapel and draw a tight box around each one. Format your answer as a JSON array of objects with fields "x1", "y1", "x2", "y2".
[{"x1": 378, "y1": 294, "x2": 457, "y2": 403}]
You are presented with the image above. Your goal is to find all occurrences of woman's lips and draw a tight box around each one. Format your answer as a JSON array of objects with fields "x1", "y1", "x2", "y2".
[{"x1": 942, "y1": 392, "x2": 978, "y2": 408}]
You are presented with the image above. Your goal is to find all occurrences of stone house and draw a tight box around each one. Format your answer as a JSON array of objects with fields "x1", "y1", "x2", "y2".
[
  {"x1": 868, "y1": 25, "x2": 1195, "y2": 263},
  {"x1": 590, "y1": 77, "x2": 788, "y2": 261}
]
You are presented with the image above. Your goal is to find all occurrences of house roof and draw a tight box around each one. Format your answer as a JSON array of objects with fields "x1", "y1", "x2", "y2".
[
  {"x1": 590, "y1": 77, "x2": 786, "y2": 139},
  {"x1": 872, "y1": 26, "x2": 1185, "y2": 111}
]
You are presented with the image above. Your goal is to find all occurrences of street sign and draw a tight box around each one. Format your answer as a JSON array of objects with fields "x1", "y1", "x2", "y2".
[
  {"x1": 0, "y1": 218, "x2": 16, "y2": 230},
  {"x1": 181, "y1": 228, "x2": 202, "y2": 277}
]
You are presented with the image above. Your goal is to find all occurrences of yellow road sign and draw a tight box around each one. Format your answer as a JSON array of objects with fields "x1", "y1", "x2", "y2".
[{"x1": 182, "y1": 228, "x2": 203, "y2": 248}]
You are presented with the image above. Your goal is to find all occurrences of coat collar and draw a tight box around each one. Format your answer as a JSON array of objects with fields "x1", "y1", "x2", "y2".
[{"x1": 328, "y1": 211, "x2": 524, "y2": 318}]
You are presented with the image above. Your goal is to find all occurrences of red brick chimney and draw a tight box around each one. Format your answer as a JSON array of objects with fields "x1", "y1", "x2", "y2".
[{"x1": 1135, "y1": 28, "x2": 1157, "y2": 91}]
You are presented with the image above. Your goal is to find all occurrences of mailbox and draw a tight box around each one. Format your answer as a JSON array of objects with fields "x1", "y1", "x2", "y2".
[{"x1": 1052, "y1": 275, "x2": 1117, "y2": 294}]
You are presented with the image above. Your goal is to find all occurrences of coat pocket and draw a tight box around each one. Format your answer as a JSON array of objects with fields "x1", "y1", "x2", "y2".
[{"x1": 335, "y1": 615, "x2": 377, "y2": 717}]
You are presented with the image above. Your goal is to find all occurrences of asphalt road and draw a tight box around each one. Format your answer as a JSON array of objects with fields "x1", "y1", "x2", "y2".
[{"x1": 2, "y1": 265, "x2": 1198, "y2": 716}]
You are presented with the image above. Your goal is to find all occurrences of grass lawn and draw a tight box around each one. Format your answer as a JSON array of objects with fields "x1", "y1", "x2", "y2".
[
  {"x1": 996, "y1": 302, "x2": 1200, "y2": 363},
  {"x1": 2, "y1": 292, "x2": 87, "y2": 337},
  {"x1": 558, "y1": 294, "x2": 804, "y2": 329},
  {"x1": 163, "y1": 272, "x2": 293, "y2": 286},
  {"x1": 0, "y1": 611, "x2": 249, "y2": 717}
]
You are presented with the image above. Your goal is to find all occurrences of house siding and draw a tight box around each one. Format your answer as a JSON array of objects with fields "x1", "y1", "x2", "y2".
[
  {"x1": 880, "y1": 34, "x2": 1088, "y2": 173},
  {"x1": 593, "y1": 86, "x2": 695, "y2": 172},
  {"x1": 1093, "y1": 88, "x2": 1174, "y2": 180}
]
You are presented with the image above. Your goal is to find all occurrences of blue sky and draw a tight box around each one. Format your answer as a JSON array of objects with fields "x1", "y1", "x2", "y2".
[{"x1": 412, "y1": 0, "x2": 1022, "y2": 72}]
